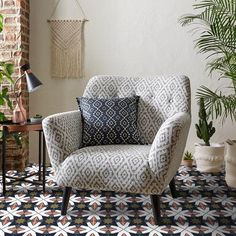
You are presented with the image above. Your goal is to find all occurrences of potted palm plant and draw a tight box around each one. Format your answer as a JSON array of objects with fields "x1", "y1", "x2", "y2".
[
  {"x1": 195, "y1": 98, "x2": 224, "y2": 172},
  {"x1": 180, "y1": 0, "x2": 236, "y2": 182},
  {"x1": 179, "y1": 0, "x2": 236, "y2": 120}
]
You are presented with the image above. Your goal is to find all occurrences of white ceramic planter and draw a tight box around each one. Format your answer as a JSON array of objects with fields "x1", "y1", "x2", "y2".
[
  {"x1": 225, "y1": 141, "x2": 236, "y2": 188},
  {"x1": 194, "y1": 143, "x2": 224, "y2": 173}
]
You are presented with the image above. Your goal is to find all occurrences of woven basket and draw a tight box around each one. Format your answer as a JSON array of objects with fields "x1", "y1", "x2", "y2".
[
  {"x1": 194, "y1": 143, "x2": 224, "y2": 173},
  {"x1": 225, "y1": 142, "x2": 236, "y2": 188}
]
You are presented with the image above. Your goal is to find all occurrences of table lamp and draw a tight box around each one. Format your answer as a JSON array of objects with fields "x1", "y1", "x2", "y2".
[{"x1": 12, "y1": 64, "x2": 42, "y2": 124}]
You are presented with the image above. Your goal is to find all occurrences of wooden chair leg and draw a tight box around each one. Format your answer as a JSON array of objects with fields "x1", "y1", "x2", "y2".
[
  {"x1": 169, "y1": 177, "x2": 177, "y2": 198},
  {"x1": 61, "y1": 187, "x2": 72, "y2": 215},
  {"x1": 150, "y1": 195, "x2": 161, "y2": 225}
]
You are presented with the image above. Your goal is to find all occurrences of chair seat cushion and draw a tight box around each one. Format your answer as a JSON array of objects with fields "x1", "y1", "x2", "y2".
[{"x1": 56, "y1": 145, "x2": 162, "y2": 195}]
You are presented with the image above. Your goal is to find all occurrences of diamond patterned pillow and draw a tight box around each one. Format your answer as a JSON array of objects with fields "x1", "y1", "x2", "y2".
[{"x1": 77, "y1": 96, "x2": 142, "y2": 147}]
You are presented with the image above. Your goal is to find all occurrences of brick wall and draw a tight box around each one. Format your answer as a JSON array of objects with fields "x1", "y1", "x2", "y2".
[{"x1": 0, "y1": 0, "x2": 30, "y2": 170}]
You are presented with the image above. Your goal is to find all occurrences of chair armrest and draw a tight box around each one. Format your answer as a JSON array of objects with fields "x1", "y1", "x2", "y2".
[
  {"x1": 42, "y1": 110, "x2": 82, "y2": 172},
  {"x1": 148, "y1": 112, "x2": 191, "y2": 192}
]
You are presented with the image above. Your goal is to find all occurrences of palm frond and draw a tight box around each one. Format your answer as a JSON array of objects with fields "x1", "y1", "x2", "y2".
[
  {"x1": 196, "y1": 86, "x2": 236, "y2": 122},
  {"x1": 180, "y1": 0, "x2": 236, "y2": 98},
  {"x1": 180, "y1": 10, "x2": 236, "y2": 54},
  {"x1": 194, "y1": 0, "x2": 236, "y2": 19},
  {"x1": 179, "y1": 8, "x2": 217, "y2": 27},
  {"x1": 180, "y1": 0, "x2": 236, "y2": 27},
  {"x1": 206, "y1": 55, "x2": 236, "y2": 80}
]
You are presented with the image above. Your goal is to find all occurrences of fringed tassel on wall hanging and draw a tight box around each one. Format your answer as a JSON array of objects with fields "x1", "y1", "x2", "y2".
[{"x1": 48, "y1": 0, "x2": 88, "y2": 79}]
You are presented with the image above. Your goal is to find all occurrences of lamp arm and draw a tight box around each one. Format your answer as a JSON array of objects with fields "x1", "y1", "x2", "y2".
[
  {"x1": 13, "y1": 74, "x2": 27, "y2": 123},
  {"x1": 13, "y1": 74, "x2": 25, "y2": 100}
]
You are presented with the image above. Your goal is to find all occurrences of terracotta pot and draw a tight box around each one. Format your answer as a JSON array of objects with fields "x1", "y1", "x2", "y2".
[
  {"x1": 225, "y1": 142, "x2": 236, "y2": 188},
  {"x1": 194, "y1": 143, "x2": 224, "y2": 173},
  {"x1": 12, "y1": 96, "x2": 27, "y2": 124},
  {"x1": 182, "y1": 159, "x2": 193, "y2": 167}
]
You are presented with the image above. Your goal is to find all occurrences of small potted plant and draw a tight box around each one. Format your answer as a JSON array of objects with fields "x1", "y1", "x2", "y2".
[
  {"x1": 30, "y1": 114, "x2": 43, "y2": 123},
  {"x1": 182, "y1": 151, "x2": 194, "y2": 168},
  {"x1": 194, "y1": 98, "x2": 224, "y2": 173}
]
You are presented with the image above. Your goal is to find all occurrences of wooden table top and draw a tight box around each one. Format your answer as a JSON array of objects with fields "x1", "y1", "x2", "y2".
[{"x1": 0, "y1": 120, "x2": 43, "y2": 133}]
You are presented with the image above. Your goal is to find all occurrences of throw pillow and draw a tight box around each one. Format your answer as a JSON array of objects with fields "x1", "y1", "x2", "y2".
[{"x1": 77, "y1": 96, "x2": 141, "y2": 147}]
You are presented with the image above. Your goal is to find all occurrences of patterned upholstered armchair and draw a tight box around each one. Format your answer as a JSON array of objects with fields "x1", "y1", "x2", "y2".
[{"x1": 43, "y1": 75, "x2": 191, "y2": 224}]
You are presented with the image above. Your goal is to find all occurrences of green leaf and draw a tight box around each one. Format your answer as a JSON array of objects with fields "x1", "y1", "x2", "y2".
[
  {"x1": 0, "y1": 112, "x2": 6, "y2": 122},
  {"x1": 0, "y1": 88, "x2": 12, "y2": 110},
  {"x1": 0, "y1": 96, "x2": 4, "y2": 106},
  {"x1": 0, "y1": 72, "x2": 3, "y2": 83},
  {"x1": 12, "y1": 133, "x2": 22, "y2": 147},
  {"x1": 3, "y1": 63, "x2": 14, "y2": 84},
  {"x1": 5, "y1": 63, "x2": 14, "y2": 76},
  {"x1": 0, "y1": 62, "x2": 14, "y2": 84},
  {"x1": 2, "y1": 87, "x2": 8, "y2": 97},
  {"x1": 0, "y1": 15, "x2": 3, "y2": 32},
  {"x1": 5, "y1": 94, "x2": 13, "y2": 110}
]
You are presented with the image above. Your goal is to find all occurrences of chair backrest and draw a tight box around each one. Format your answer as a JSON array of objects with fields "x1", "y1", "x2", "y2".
[{"x1": 83, "y1": 75, "x2": 191, "y2": 144}]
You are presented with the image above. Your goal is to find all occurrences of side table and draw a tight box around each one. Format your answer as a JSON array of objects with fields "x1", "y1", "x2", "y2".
[{"x1": 1, "y1": 120, "x2": 46, "y2": 195}]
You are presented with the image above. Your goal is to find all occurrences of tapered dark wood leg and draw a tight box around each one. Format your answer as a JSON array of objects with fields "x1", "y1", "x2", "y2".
[
  {"x1": 42, "y1": 132, "x2": 46, "y2": 193},
  {"x1": 150, "y1": 195, "x2": 161, "y2": 225},
  {"x1": 169, "y1": 177, "x2": 177, "y2": 198},
  {"x1": 61, "y1": 187, "x2": 72, "y2": 215}
]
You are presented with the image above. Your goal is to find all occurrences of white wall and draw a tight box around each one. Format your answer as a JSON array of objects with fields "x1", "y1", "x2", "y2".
[{"x1": 29, "y1": 0, "x2": 236, "y2": 163}]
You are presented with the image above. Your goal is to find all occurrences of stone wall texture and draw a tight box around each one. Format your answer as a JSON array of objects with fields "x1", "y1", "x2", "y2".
[{"x1": 0, "y1": 0, "x2": 30, "y2": 170}]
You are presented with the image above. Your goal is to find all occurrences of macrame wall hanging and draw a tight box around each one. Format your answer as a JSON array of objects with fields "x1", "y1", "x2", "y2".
[{"x1": 48, "y1": 0, "x2": 88, "y2": 79}]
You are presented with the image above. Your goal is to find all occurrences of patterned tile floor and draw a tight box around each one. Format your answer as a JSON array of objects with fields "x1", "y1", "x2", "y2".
[{"x1": 0, "y1": 165, "x2": 235, "y2": 236}]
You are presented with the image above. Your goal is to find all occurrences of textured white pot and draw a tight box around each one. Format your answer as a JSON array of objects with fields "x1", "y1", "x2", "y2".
[
  {"x1": 194, "y1": 143, "x2": 225, "y2": 173},
  {"x1": 225, "y1": 142, "x2": 236, "y2": 188}
]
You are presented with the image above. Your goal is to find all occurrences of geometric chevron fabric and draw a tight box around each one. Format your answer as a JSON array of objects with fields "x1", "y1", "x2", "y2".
[
  {"x1": 43, "y1": 75, "x2": 191, "y2": 196},
  {"x1": 57, "y1": 144, "x2": 157, "y2": 194},
  {"x1": 77, "y1": 96, "x2": 142, "y2": 147},
  {"x1": 83, "y1": 75, "x2": 191, "y2": 144}
]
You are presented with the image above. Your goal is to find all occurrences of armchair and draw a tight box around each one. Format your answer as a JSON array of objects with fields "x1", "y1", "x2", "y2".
[{"x1": 43, "y1": 75, "x2": 191, "y2": 224}]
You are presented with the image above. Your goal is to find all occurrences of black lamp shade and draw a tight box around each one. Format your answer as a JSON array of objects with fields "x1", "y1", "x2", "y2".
[
  {"x1": 25, "y1": 72, "x2": 42, "y2": 92},
  {"x1": 21, "y1": 64, "x2": 42, "y2": 93}
]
